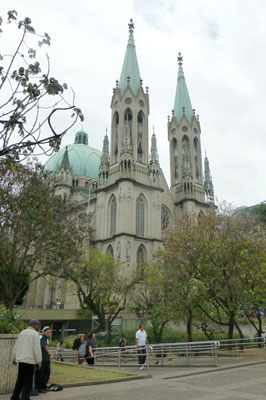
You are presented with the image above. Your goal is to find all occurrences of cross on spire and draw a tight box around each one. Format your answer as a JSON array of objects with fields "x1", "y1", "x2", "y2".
[
  {"x1": 177, "y1": 52, "x2": 183, "y2": 66},
  {"x1": 128, "y1": 18, "x2": 134, "y2": 33}
]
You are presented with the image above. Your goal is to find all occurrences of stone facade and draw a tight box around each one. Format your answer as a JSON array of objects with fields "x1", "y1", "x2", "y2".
[{"x1": 25, "y1": 21, "x2": 214, "y2": 311}]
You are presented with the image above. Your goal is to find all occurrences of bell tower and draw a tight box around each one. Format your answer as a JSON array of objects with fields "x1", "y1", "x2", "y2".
[
  {"x1": 109, "y1": 19, "x2": 150, "y2": 172},
  {"x1": 168, "y1": 53, "x2": 213, "y2": 216},
  {"x1": 95, "y1": 19, "x2": 162, "y2": 268}
]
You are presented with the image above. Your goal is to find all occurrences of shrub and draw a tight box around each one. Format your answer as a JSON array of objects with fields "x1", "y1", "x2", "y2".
[{"x1": 0, "y1": 306, "x2": 27, "y2": 333}]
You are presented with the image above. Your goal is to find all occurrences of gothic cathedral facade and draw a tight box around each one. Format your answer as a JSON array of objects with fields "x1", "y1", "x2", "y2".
[{"x1": 25, "y1": 20, "x2": 214, "y2": 310}]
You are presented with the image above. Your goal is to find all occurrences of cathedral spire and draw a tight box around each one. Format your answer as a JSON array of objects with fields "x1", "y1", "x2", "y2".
[
  {"x1": 204, "y1": 152, "x2": 214, "y2": 204},
  {"x1": 150, "y1": 127, "x2": 159, "y2": 164},
  {"x1": 173, "y1": 53, "x2": 193, "y2": 124},
  {"x1": 149, "y1": 127, "x2": 160, "y2": 184},
  {"x1": 99, "y1": 130, "x2": 110, "y2": 183},
  {"x1": 119, "y1": 19, "x2": 141, "y2": 96},
  {"x1": 60, "y1": 146, "x2": 71, "y2": 171}
]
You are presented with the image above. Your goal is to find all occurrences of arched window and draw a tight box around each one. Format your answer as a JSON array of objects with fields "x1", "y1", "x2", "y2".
[
  {"x1": 124, "y1": 108, "x2": 132, "y2": 144},
  {"x1": 136, "y1": 194, "x2": 145, "y2": 236},
  {"x1": 194, "y1": 138, "x2": 200, "y2": 183},
  {"x1": 137, "y1": 111, "x2": 143, "y2": 162},
  {"x1": 194, "y1": 138, "x2": 198, "y2": 162},
  {"x1": 106, "y1": 245, "x2": 114, "y2": 257},
  {"x1": 110, "y1": 195, "x2": 117, "y2": 236},
  {"x1": 173, "y1": 139, "x2": 178, "y2": 163},
  {"x1": 161, "y1": 205, "x2": 171, "y2": 231},
  {"x1": 114, "y1": 112, "x2": 119, "y2": 162},
  {"x1": 137, "y1": 244, "x2": 147, "y2": 269},
  {"x1": 182, "y1": 136, "x2": 189, "y2": 154},
  {"x1": 173, "y1": 139, "x2": 179, "y2": 184}
]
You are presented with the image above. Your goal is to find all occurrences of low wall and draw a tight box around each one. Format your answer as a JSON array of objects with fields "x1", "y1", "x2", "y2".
[{"x1": 0, "y1": 334, "x2": 18, "y2": 394}]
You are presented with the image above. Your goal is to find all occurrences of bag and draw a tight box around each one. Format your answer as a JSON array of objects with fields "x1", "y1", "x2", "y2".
[
  {"x1": 119, "y1": 338, "x2": 125, "y2": 348},
  {"x1": 48, "y1": 384, "x2": 63, "y2": 392},
  {"x1": 79, "y1": 342, "x2": 87, "y2": 357}
]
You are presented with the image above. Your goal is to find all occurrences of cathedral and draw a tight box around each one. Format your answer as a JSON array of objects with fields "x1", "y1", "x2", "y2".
[{"x1": 25, "y1": 20, "x2": 214, "y2": 311}]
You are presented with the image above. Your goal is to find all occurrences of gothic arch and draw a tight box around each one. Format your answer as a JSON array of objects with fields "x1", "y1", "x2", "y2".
[
  {"x1": 124, "y1": 108, "x2": 133, "y2": 143},
  {"x1": 194, "y1": 137, "x2": 200, "y2": 183},
  {"x1": 109, "y1": 194, "x2": 117, "y2": 237},
  {"x1": 136, "y1": 193, "x2": 147, "y2": 237},
  {"x1": 172, "y1": 138, "x2": 179, "y2": 184},
  {"x1": 137, "y1": 244, "x2": 147, "y2": 266},
  {"x1": 113, "y1": 112, "x2": 119, "y2": 162},
  {"x1": 182, "y1": 135, "x2": 189, "y2": 154},
  {"x1": 106, "y1": 245, "x2": 114, "y2": 257},
  {"x1": 137, "y1": 111, "x2": 144, "y2": 162},
  {"x1": 161, "y1": 205, "x2": 172, "y2": 231}
]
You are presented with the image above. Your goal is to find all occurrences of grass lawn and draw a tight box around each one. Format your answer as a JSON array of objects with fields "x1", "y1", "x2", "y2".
[{"x1": 50, "y1": 362, "x2": 135, "y2": 384}]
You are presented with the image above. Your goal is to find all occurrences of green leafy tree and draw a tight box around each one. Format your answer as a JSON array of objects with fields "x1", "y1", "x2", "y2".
[
  {"x1": 131, "y1": 260, "x2": 174, "y2": 343},
  {"x1": 0, "y1": 10, "x2": 83, "y2": 161},
  {"x1": 196, "y1": 209, "x2": 266, "y2": 339},
  {"x1": 0, "y1": 305, "x2": 27, "y2": 333},
  {"x1": 57, "y1": 248, "x2": 138, "y2": 343},
  {"x1": 156, "y1": 207, "x2": 266, "y2": 341},
  {"x1": 0, "y1": 159, "x2": 83, "y2": 309},
  {"x1": 158, "y1": 217, "x2": 206, "y2": 342}
]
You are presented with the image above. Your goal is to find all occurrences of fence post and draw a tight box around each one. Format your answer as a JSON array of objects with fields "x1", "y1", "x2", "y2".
[
  {"x1": 146, "y1": 347, "x2": 149, "y2": 374},
  {"x1": 118, "y1": 349, "x2": 121, "y2": 370}
]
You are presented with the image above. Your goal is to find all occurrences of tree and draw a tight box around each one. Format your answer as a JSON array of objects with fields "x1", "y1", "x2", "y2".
[
  {"x1": 0, "y1": 159, "x2": 84, "y2": 309},
  {"x1": 131, "y1": 260, "x2": 174, "y2": 343},
  {"x1": 156, "y1": 207, "x2": 266, "y2": 341},
  {"x1": 196, "y1": 209, "x2": 266, "y2": 339},
  {"x1": 0, "y1": 10, "x2": 83, "y2": 161},
  {"x1": 158, "y1": 216, "x2": 206, "y2": 342},
  {"x1": 57, "y1": 248, "x2": 138, "y2": 343}
]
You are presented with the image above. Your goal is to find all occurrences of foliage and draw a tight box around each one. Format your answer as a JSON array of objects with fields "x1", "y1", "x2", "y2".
[
  {"x1": 0, "y1": 10, "x2": 84, "y2": 161},
  {"x1": 131, "y1": 261, "x2": 175, "y2": 342},
  {"x1": 0, "y1": 305, "x2": 27, "y2": 333},
  {"x1": 56, "y1": 248, "x2": 139, "y2": 343},
  {"x1": 154, "y1": 206, "x2": 266, "y2": 341},
  {"x1": 250, "y1": 202, "x2": 266, "y2": 225},
  {"x1": 0, "y1": 159, "x2": 84, "y2": 309}
]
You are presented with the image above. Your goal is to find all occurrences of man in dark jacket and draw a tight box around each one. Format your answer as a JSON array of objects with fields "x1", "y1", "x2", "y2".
[{"x1": 35, "y1": 327, "x2": 52, "y2": 393}]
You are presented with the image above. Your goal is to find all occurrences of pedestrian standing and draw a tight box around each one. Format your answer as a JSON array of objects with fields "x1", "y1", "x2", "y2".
[
  {"x1": 136, "y1": 324, "x2": 149, "y2": 370},
  {"x1": 35, "y1": 326, "x2": 52, "y2": 393},
  {"x1": 85, "y1": 334, "x2": 94, "y2": 366},
  {"x1": 11, "y1": 319, "x2": 42, "y2": 400},
  {"x1": 91, "y1": 333, "x2": 97, "y2": 352}
]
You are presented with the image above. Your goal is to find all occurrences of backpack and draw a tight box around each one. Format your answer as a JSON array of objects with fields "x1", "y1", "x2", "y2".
[
  {"x1": 119, "y1": 337, "x2": 125, "y2": 348},
  {"x1": 79, "y1": 342, "x2": 87, "y2": 357}
]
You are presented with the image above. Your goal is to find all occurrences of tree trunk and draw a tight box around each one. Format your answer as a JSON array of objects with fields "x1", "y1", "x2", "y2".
[
  {"x1": 187, "y1": 309, "x2": 193, "y2": 342},
  {"x1": 227, "y1": 312, "x2": 234, "y2": 341}
]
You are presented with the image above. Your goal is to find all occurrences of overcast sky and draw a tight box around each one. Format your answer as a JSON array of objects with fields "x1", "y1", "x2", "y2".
[{"x1": 2, "y1": 0, "x2": 266, "y2": 207}]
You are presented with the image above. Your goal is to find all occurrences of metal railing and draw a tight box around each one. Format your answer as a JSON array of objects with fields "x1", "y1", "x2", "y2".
[
  {"x1": 217, "y1": 337, "x2": 266, "y2": 357},
  {"x1": 50, "y1": 337, "x2": 266, "y2": 371}
]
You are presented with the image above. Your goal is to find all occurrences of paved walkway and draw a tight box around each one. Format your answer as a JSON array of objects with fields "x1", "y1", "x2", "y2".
[{"x1": 2, "y1": 356, "x2": 266, "y2": 400}]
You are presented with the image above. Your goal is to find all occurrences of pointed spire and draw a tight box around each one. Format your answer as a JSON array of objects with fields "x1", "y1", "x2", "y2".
[
  {"x1": 101, "y1": 129, "x2": 110, "y2": 164},
  {"x1": 60, "y1": 146, "x2": 71, "y2": 171},
  {"x1": 119, "y1": 19, "x2": 141, "y2": 96},
  {"x1": 173, "y1": 53, "x2": 193, "y2": 124},
  {"x1": 204, "y1": 152, "x2": 214, "y2": 204},
  {"x1": 150, "y1": 126, "x2": 159, "y2": 164}
]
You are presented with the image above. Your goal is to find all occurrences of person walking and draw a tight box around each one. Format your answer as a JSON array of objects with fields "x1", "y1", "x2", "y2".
[
  {"x1": 11, "y1": 319, "x2": 42, "y2": 400},
  {"x1": 35, "y1": 327, "x2": 52, "y2": 393},
  {"x1": 136, "y1": 324, "x2": 149, "y2": 370}
]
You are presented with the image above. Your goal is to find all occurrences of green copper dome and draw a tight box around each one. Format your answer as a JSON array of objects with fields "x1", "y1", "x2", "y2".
[{"x1": 44, "y1": 133, "x2": 101, "y2": 178}]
